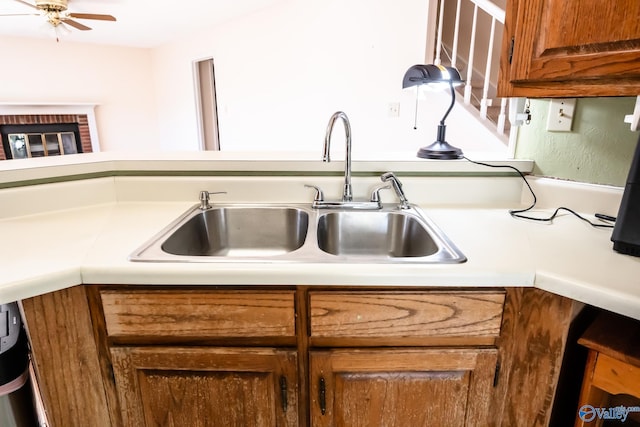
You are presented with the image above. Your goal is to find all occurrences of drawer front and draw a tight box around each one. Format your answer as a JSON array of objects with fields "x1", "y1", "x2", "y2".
[
  {"x1": 101, "y1": 290, "x2": 296, "y2": 339},
  {"x1": 592, "y1": 352, "x2": 640, "y2": 397},
  {"x1": 309, "y1": 291, "x2": 505, "y2": 339}
]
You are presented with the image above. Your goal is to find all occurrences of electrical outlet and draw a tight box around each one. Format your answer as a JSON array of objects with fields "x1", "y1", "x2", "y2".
[
  {"x1": 546, "y1": 98, "x2": 576, "y2": 132},
  {"x1": 388, "y1": 102, "x2": 400, "y2": 118}
]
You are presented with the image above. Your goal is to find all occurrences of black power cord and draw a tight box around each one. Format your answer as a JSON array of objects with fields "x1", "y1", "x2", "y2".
[{"x1": 463, "y1": 156, "x2": 615, "y2": 229}]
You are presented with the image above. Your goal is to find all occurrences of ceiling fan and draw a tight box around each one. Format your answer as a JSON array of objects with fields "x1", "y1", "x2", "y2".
[{"x1": 1, "y1": 0, "x2": 116, "y2": 33}]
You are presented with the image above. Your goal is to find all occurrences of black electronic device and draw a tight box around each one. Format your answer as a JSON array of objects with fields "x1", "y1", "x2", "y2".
[{"x1": 611, "y1": 134, "x2": 640, "y2": 257}]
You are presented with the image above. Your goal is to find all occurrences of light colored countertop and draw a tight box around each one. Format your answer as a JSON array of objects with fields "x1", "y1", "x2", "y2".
[{"x1": 0, "y1": 154, "x2": 638, "y2": 320}]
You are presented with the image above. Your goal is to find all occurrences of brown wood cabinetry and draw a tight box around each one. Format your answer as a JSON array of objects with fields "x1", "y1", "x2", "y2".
[
  {"x1": 100, "y1": 289, "x2": 299, "y2": 427},
  {"x1": 306, "y1": 291, "x2": 504, "y2": 426},
  {"x1": 498, "y1": 0, "x2": 640, "y2": 97},
  {"x1": 22, "y1": 285, "x2": 576, "y2": 426},
  {"x1": 575, "y1": 312, "x2": 640, "y2": 427},
  {"x1": 111, "y1": 346, "x2": 298, "y2": 427},
  {"x1": 308, "y1": 291, "x2": 504, "y2": 345},
  {"x1": 100, "y1": 289, "x2": 297, "y2": 344},
  {"x1": 309, "y1": 348, "x2": 497, "y2": 426}
]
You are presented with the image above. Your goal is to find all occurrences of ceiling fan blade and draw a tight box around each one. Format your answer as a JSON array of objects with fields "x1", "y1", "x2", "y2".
[
  {"x1": 13, "y1": 0, "x2": 38, "y2": 10},
  {"x1": 0, "y1": 13, "x2": 39, "y2": 16},
  {"x1": 67, "y1": 13, "x2": 116, "y2": 22},
  {"x1": 61, "y1": 18, "x2": 91, "y2": 31}
]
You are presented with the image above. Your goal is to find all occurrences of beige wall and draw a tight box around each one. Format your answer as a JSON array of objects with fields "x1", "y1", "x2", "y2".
[
  {"x1": 0, "y1": 36, "x2": 158, "y2": 151},
  {"x1": 1, "y1": 1, "x2": 507, "y2": 156},
  {"x1": 151, "y1": 0, "x2": 506, "y2": 154},
  {"x1": 151, "y1": 0, "x2": 435, "y2": 153}
]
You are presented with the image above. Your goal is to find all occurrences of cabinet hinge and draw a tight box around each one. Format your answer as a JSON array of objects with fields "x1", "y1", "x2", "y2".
[
  {"x1": 493, "y1": 360, "x2": 501, "y2": 387},
  {"x1": 508, "y1": 37, "x2": 515, "y2": 65}
]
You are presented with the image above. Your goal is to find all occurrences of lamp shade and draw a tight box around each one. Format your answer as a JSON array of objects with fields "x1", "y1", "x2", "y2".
[
  {"x1": 402, "y1": 64, "x2": 464, "y2": 160},
  {"x1": 402, "y1": 64, "x2": 463, "y2": 89}
]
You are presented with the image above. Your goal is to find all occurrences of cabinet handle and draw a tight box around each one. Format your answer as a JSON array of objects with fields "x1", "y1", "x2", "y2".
[
  {"x1": 508, "y1": 37, "x2": 515, "y2": 64},
  {"x1": 319, "y1": 376, "x2": 326, "y2": 415},
  {"x1": 280, "y1": 376, "x2": 288, "y2": 412}
]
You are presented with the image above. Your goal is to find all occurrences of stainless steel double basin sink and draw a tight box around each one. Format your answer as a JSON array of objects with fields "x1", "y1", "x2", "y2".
[{"x1": 130, "y1": 203, "x2": 466, "y2": 264}]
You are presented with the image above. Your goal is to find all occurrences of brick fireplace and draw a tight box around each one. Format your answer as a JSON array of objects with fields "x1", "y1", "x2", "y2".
[
  {"x1": 0, "y1": 104, "x2": 99, "y2": 160},
  {"x1": 0, "y1": 114, "x2": 93, "y2": 160}
]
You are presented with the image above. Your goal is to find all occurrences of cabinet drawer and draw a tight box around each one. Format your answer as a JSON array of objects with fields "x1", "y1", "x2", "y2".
[
  {"x1": 309, "y1": 291, "x2": 504, "y2": 342},
  {"x1": 100, "y1": 290, "x2": 296, "y2": 339}
]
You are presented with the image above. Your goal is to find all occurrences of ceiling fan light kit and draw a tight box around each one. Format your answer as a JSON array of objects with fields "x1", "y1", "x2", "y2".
[{"x1": 35, "y1": 0, "x2": 68, "y2": 12}]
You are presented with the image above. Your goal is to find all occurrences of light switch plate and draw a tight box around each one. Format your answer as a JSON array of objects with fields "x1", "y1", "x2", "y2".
[{"x1": 546, "y1": 98, "x2": 576, "y2": 132}]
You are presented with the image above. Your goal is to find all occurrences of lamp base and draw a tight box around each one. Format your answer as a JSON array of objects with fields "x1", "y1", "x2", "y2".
[{"x1": 417, "y1": 140, "x2": 463, "y2": 160}]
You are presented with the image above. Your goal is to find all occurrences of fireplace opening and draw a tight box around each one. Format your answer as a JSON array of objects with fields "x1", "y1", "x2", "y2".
[{"x1": 1, "y1": 123, "x2": 82, "y2": 159}]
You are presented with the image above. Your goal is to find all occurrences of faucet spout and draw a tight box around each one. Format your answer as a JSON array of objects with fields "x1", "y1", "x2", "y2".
[{"x1": 323, "y1": 111, "x2": 352, "y2": 202}]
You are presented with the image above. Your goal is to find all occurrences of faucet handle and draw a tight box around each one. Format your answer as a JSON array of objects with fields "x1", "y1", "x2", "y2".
[
  {"x1": 370, "y1": 184, "x2": 391, "y2": 204},
  {"x1": 304, "y1": 184, "x2": 324, "y2": 202},
  {"x1": 199, "y1": 190, "x2": 226, "y2": 210}
]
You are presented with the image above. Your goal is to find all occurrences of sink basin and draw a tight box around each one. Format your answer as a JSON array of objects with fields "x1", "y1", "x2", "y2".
[
  {"x1": 132, "y1": 206, "x2": 309, "y2": 260},
  {"x1": 316, "y1": 211, "x2": 438, "y2": 257},
  {"x1": 162, "y1": 207, "x2": 308, "y2": 256},
  {"x1": 130, "y1": 202, "x2": 465, "y2": 264}
]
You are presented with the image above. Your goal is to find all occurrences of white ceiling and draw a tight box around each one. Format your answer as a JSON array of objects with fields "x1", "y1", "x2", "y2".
[{"x1": 0, "y1": 0, "x2": 282, "y2": 47}]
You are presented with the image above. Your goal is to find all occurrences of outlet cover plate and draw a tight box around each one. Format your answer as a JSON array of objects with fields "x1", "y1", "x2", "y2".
[{"x1": 388, "y1": 102, "x2": 400, "y2": 118}]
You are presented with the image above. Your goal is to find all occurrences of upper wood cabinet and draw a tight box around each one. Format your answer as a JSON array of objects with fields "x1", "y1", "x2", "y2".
[{"x1": 498, "y1": 0, "x2": 640, "y2": 97}]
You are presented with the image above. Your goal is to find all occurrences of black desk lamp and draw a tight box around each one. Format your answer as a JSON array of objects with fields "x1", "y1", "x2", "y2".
[{"x1": 402, "y1": 64, "x2": 464, "y2": 160}]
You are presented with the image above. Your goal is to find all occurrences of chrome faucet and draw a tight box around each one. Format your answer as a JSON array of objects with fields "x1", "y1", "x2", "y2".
[
  {"x1": 323, "y1": 111, "x2": 353, "y2": 202},
  {"x1": 307, "y1": 112, "x2": 382, "y2": 209},
  {"x1": 381, "y1": 172, "x2": 410, "y2": 209}
]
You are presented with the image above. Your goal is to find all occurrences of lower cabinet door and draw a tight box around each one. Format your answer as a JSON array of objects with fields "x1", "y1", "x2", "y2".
[
  {"x1": 309, "y1": 348, "x2": 498, "y2": 427},
  {"x1": 110, "y1": 346, "x2": 298, "y2": 427}
]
